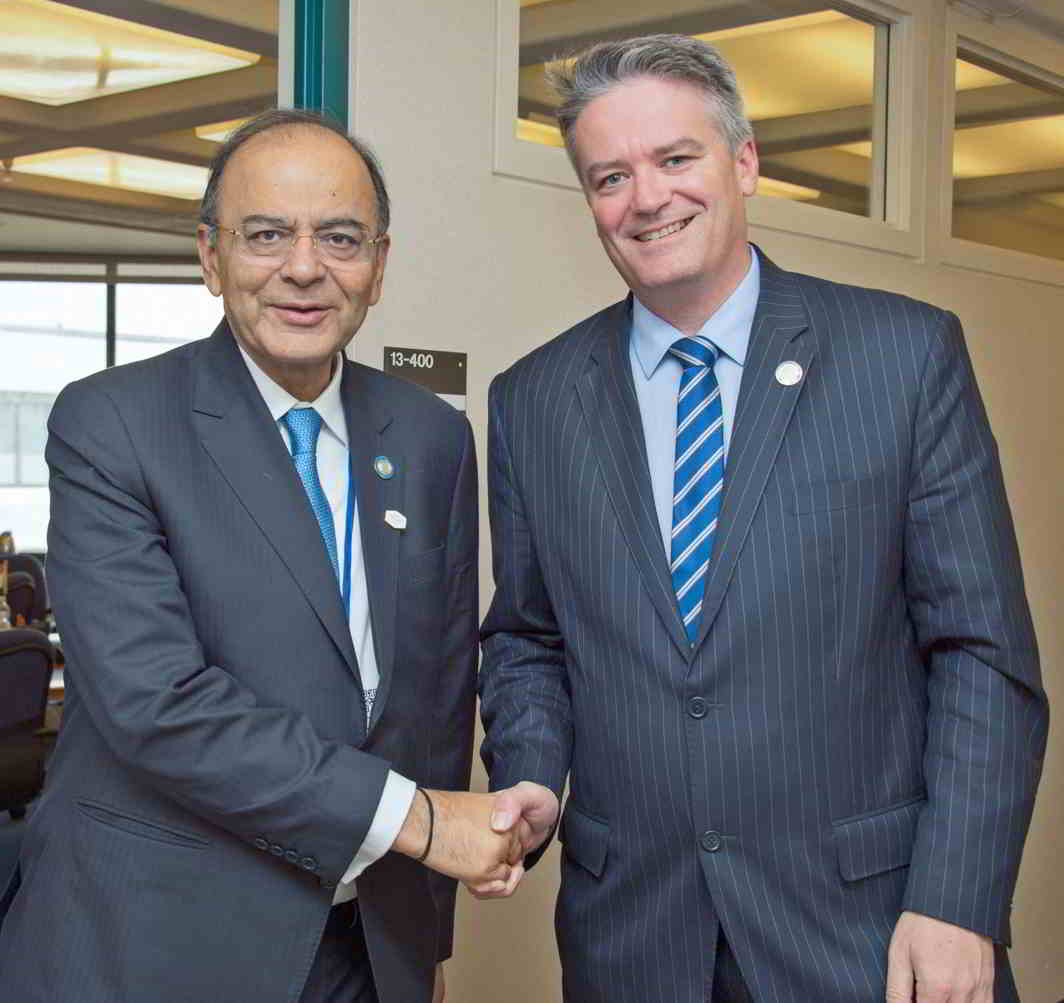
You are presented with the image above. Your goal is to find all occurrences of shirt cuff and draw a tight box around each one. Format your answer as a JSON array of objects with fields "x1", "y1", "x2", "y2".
[{"x1": 332, "y1": 771, "x2": 417, "y2": 904}]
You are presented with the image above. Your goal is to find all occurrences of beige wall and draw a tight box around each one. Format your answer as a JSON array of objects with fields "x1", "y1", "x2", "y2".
[{"x1": 344, "y1": 0, "x2": 1064, "y2": 999}]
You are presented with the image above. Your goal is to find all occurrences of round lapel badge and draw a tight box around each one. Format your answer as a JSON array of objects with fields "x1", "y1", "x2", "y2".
[
  {"x1": 775, "y1": 361, "x2": 804, "y2": 387},
  {"x1": 373, "y1": 455, "x2": 395, "y2": 479}
]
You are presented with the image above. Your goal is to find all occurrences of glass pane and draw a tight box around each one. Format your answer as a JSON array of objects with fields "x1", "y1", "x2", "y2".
[
  {"x1": 0, "y1": 0, "x2": 278, "y2": 259},
  {"x1": 115, "y1": 283, "x2": 223, "y2": 365},
  {"x1": 517, "y1": 3, "x2": 888, "y2": 218},
  {"x1": 0, "y1": 402, "x2": 14, "y2": 484},
  {"x1": 952, "y1": 54, "x2": 1064, "y2": 262},
  {"x1": 0, "y1": 281, "x2": 107, "y2": 551}
]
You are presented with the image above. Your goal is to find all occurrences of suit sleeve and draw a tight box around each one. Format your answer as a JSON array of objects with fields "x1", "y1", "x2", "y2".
[
  {"x1": 900, "y1": 312, "x2": 1048, "y2": 944},
  {"x1": 46, "y1": 381, "x2": 391, "y2": 889},
  {"x1": 420, "y1": 417, "x2": 479, "y2": 962},
  {"x1": 478, "y1": 374, "x2": 573, "y2": 835}
]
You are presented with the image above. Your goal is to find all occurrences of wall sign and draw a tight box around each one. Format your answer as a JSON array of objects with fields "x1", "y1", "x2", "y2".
[{"x1": 383, "y1": 347, "x2": 467, "y2": 412}]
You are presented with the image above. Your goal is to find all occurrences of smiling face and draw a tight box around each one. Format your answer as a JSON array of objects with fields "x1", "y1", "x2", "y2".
[
  {"x1": 569, "y1": 76, "x2": 758, "y2": 332},
  {"x1": 197, "y1": 124, "x2": 389, "y2": 399}
]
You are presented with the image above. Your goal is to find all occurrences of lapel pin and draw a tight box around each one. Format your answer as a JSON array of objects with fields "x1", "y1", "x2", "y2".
[
  {"x1": 384, "y1": 509, "x2": 407, "y2": 530},
  {"x1": 373, "y1": 455, "x2": 396, "y2": 479},
  {"x1": 775, "y1": 361, "x2": 804, "y2": 387}
]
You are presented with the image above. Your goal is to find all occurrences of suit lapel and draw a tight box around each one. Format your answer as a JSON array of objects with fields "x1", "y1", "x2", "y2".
[
  {"x1": 191, "y1": 323, "x2": 364, "y2": 719},
  {"x1": 341, "y1": 362, "x2": 400, "y2": 734},
  {"x1": 693, "y1": 253, "x2": 816, "y2": 652},
  {"x1": 576, "y1": 300, "x2": 692, "y2": 659}
]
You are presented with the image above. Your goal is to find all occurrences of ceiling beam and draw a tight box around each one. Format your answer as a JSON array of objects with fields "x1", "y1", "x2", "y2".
[
  {"x1": 107, "y1": 130, "x2": 218, "y2": 167},
  {"x1": 953, "y1": 167, "x2": 1064, "y2": 205},
  {"x1": 0, "y1": 63, "x2": 274, "y2": 160},
  {"x1": 0, "y1": 176, "x2": 196, "y2": 235},
  {"x1": 759, "y1": 151, "x2": 869, "y2": 203},
  {"x1": 518, "y1": 0, "x2": 818, "y2": 66},
  {"x1": 954, "y1": 82, "x2": 1064, "y2": 128},
  {"x1": 59, "y1": 0, "x2": 277, "y2": 57},
  {"x1": 0, "y1": 95, "x2": 63, "y2": 131},
  {"x1": 514, "y1": 79, "x2": 1063, "y2": 161},
  {"x1": 754, "y1": 105, "x2": 873, "y2": 156}
]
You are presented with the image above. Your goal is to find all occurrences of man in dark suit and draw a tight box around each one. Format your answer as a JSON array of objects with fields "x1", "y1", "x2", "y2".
[
  {"x1": 0, "y1": 109, "x2": 520, "y2": 1003},
  {"x1": 479, "y1": 35, "x2": 1048, "y2": 1003}
]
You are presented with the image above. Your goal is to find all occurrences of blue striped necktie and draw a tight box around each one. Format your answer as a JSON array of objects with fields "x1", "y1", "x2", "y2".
[
  {"x1": 669, "y1": 336, "x2": 725, "y2": 642},
  {"x1": 281, "y1": 407, "x2": 340, "y2": 581}
]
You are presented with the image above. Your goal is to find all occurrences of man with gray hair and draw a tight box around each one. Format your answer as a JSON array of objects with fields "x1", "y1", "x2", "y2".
[
  {"x1": 0, "y1": 108, "x2": 525, "y2": 1003},
  {"x1": 480, "y1": 34, "x2": 1046, "y2": 1003}
]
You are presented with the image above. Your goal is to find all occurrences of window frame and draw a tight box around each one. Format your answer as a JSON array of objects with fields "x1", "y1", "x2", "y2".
[
  {"x1": 493, "y1": 0, "x2": 929, "y2": 259},
  {"x1": 0, "y1": 261, "x2": 212, "y2": 494},
  {"x1": 939, "y1": 9, "x2": 1064, "y2": 287}
]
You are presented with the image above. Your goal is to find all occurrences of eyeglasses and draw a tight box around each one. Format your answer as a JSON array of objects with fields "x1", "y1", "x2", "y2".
[{"x1": 213, "y1": 224, "x2": 385, "y2": 265}]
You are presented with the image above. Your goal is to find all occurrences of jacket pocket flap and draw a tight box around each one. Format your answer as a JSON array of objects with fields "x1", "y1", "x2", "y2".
[
  {"x1": 405, "y1": 544, "x2": 445, "y2": 585},
  {"x1": 834, "y1": 796, "x2": 925, "y2": 882},
  {"x1": 77, "y1": 800, "x2": 209, "y2": 849},
  {"x1": 560, "y1": 803, "x2": 609, "y2": 878}
]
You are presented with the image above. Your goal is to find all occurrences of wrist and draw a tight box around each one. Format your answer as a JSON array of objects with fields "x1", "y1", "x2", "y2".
[{"x1": 393, "y1": 786, "x2": 432, "y2": 858}]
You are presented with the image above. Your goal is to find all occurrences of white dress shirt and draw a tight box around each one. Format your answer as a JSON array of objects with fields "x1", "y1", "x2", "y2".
[{"x1": 239, "y1": 347, "x2": 416, "y2": 903}]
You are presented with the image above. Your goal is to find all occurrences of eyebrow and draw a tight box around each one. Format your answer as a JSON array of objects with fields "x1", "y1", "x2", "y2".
[
  {"x1": 584, "y1": 138, "x2": 706, "y2": 180},
  {"x1": 238, "y1": 214, "x2": 370, "y2": 231}
]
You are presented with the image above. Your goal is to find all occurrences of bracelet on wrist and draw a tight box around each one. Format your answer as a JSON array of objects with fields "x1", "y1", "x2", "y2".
[{"x1": 416, "y1": 787, "x2": 434, "y2": 863}]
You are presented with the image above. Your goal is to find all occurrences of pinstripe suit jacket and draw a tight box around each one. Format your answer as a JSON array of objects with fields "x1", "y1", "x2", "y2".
[
  {"x1": 0, "y1": 323, "x2": 478, "y2": 1003},
  {"x1": 479, "y1": 251, "x2": 1047, "y2": 1003}
]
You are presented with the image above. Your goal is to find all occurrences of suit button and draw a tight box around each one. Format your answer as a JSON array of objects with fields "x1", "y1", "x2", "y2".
[
  {"x1": 253, "y1": 837, "x2": 268, "y2": 851},
  {"x1": 688, "y1": 697, "x2": 707, "y2": 719},
  {"x1": 269, "y1": 843, "x2": 284, "y2": 857},
  {"x1": 300, "y1": 856, "x2": 318, "y2": 872},
  {"x1": 700, "y1": 830, "x2": 722, "y2": 853},
  {"x1": 285, "y1": 849, "x2": 299, "y2": 864}
]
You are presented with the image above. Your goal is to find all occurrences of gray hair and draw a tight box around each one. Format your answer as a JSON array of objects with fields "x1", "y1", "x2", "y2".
[
  {"x1": 199, "y1": 108, "x2": 390, "y2": 238},
  {"x1": 546, "y1": 33, "x2": 753, "y2": 157}
]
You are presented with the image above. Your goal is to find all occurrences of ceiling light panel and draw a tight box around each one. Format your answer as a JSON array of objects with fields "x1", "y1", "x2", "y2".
[
  {"x1": 14, "y1": 147, "x2": 207, "y2": 200},
  {"x1": 0, "y1": 0, "x2": 260, "y2": 106}
]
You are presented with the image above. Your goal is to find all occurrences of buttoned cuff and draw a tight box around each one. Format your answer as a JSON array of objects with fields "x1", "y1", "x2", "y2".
[{"x1": 332, "y1": 771, "x2": 417, "y2": 904}]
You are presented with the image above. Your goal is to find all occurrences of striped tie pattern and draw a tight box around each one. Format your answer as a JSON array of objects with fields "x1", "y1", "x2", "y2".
[
  {"x1": 669, "y1": 337, "x2": 724, "y2": 642},
  {"x1": 281, "y1": 407, "x2": 340, "y2": 581}
]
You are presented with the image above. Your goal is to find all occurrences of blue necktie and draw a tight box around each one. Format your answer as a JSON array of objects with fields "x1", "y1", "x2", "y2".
[
  {"x1": 281, "y1": 407, "x2": 340, "y2": 581},
  {"x1": 669, "y1": 337, "x2": 725, "y2": 642}
]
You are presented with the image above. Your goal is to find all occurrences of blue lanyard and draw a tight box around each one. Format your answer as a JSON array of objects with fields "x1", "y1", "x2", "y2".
[{"x1": 341, "y1": 456, "x2": 355, "y2": 619}]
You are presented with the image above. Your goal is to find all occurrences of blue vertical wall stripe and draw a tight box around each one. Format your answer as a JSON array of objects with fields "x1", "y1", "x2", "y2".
[{"x1": 294, "y1": 0, "x2": 349, "y2": 122}]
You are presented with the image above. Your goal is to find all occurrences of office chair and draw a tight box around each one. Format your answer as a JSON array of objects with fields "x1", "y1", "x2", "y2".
[
  {"x1": 3, "y1": 554, "x2": 51, "y2": 631},
  {"x1": 4, "y1": 571, "x2": 36, "y2": 628},
  {"x1": 0, "y1": 629, "x2": 54, "y2": 819}
]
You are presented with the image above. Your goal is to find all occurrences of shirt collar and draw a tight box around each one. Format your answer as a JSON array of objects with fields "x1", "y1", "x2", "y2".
[
  {"x1": 630, "y1": 246, "x2": 760, "y2": 380},
  {"x1": 238, "y1": 345, "x2": 348, "y2": 448}
]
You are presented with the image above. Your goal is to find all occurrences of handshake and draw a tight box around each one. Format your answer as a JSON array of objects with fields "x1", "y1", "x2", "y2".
[{"x1": 392, "y1": 781, "x2": 560, "y2": 898}]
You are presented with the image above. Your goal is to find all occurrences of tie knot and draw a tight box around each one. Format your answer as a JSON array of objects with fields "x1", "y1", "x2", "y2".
[
  {"x1": 670, "y1": 336, "x2": 718, "y2": 370},
  {"x1": 281, "y1": 407, "x2": 323, "y2": 457}
]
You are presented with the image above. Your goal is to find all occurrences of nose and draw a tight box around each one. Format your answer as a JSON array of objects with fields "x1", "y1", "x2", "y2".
[
  {"x1": 280, "y1": 233, "x2": 326, "y2": 284},
  {"x1": 630, "y1": 169, "x2": 670, "y2": 216}
]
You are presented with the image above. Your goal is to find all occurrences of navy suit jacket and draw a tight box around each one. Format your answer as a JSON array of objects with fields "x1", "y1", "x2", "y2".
[
  {"x1": 479, "y1": 251, "x2": 1047, "y2": 1002},
  {"x1": 0, "y1": 322, "x2": 478, "y2": 1003}
]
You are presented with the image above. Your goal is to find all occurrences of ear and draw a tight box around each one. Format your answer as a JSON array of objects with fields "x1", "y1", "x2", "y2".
[
  {"x1": 196, "y1": 224, "x2": 223, "y2": 296},
  {"x1": 367, "y1": 233, "x2": 391, "y2": 306},
  {"x1": 735, "y1": 138, "x2": 759, "y2": 197}
]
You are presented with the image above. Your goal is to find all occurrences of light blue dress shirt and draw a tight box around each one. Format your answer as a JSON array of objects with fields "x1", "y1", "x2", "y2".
[{"x1": 629, "y1": 247, "x2": 761, "y2": 556}]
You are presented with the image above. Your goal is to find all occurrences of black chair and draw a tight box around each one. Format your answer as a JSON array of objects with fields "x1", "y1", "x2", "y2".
[
  {"x1": 0, "y1": 629, "x2": 54, "y2": 819},
  {"x1": 5, "y1": 572, "x2": 35, "y2": 628},
  {"x1": 3, "y1": 554, "x2": 51, "y2": 631}
]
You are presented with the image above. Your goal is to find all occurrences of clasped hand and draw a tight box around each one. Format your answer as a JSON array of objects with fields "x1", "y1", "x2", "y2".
[{"x1": 395, "y1": 783, "x2": 559, "y2": 899}]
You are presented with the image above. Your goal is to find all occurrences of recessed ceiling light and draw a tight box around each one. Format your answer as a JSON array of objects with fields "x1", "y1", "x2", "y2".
[{"x1": 0, "y1": 0, "x2": 260, "y2": 107}]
